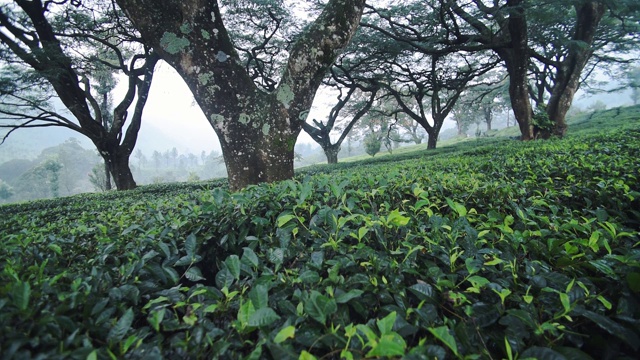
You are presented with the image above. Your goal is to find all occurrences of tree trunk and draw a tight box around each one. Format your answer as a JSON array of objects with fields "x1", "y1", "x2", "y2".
[
  {"x1": 484, "y1": 106, "x2": 492, "y2": 131},
  {"x1": 545, "y1": 1, "x2": 605, "y2": 138},
  {"x1": 426, "y1": 133, "x2": 437, "y2": 149},
  {"x1": 497, "y1": 0, "x2": 534, "y2": 140},
  {"x1": 104, "y1": 161, "x2": 112, "y2": 191},
  {"x1": 323, "y1": 146, "x2": 340, "y2": 164},
  {"x1": 101, "y1": 150, "x2": 137, "y2": 190},
  {"x1": 216, "y1": 99, "x2": 298, "y2": 190},
  {"x1": 115, "y1": 0, "x2": 366, "y2": 190},
  {"x1": 456, "y1": 120, "x2": 465, "y2": 136}
]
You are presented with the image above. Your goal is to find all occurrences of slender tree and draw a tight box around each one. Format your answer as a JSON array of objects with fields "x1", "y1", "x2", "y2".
[
  {"x1": 363, "y1": 0, "x2": 534, "y2": 139},
  {"x1": 0, "y1": 0, "x2": 158, "y2": 190},
  {"x1": 303, "y1": 84, "x2": 377, "y2": 164},
  {"x1": 628, "y1": 66, "x2": 640, "y2": 105},
  {"x1": 381, "y1": 51, "x2": 500, "y2": 149},
  {"x1": 114, "y1": 0, "x2": 366, "y2": 190},
  {"x1": 528, "y1": 0, "x2": 640, "y2": 138}
]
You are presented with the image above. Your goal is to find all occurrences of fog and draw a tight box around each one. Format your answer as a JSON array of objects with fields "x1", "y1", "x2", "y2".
[{"x1": 0, "y1": 61, "x2": 634, "y2": 164}]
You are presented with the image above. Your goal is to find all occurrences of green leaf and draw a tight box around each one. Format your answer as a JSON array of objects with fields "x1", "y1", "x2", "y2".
[
  {"x1": 269, "y1": 248, "x2": 284, "y2": 266},
  {"x1": 505, "y1": 337, "x2": 513, "y2": 360},
  {"x1": 579, "y1": 310, "x2": 640, "y2": 350},
  {"x1": 335, "y1": 289, "x2": 364, "y2": 304},
  {"x1": 553, "y1": 346, "x2": 595, "y2": 360},
  {"x1": 215, "y1": 268, "x2": 234, "y2": 289},
  {"x1": 484, "y1": 257, "x2": 503, "y2": 266},
  {"x1": 47, "y1": 243, "x2": 62, "y2": 255},
  {"x1": 274, "y1": 325, "x2": 295, "y2": 344},
  {"x1": 520, "y1": 346, "x2": 566, "y2": 360},
  {"x1": 304, "y1": 290, "x2": 337, "y2": 324},
  {"x1": 358, "y1": 226, "x2": 368, "y2": 240},
  {"x1": 597, "y1": 295, "x2": 612, "y2": 310},
  {"x1": 247, "y1": 307, "x2": 280, "y2": 327},
  {"x1": 237, "y1": 300, "x2": 256, "y2": 327},
  {"x1": 225, "y1": 255, "x2": 241, "y2": 280},
  {"x1": 465, "y1": 257, "x2": 482, "y2": 275},
  {"x1": 242, "y1": 247, "x2": 259, "y2": 268},
  {"x1": 277, "y1": 214, "x2": 296, "y2": 228},
  {"x1": 298, "y1": 270, "x2": 320, "y2": 284},
  {"x1": 428, "y1": 326, "x2": 459, "y2": 356},
  {"x1": 366, "y1": 333, "x2": 406, "y2": 357},
  {"x1": 148, "y1": 309, "x2": 165, "y2": 332},
  {"x1": 386, "y1": 210, "x2": 410, "y2": 227},
  {"x1": 249, "y1": 284, "x2": 269, "y2": 309},
  {"x1": 185, "y1": 233, "x2": 197, "y2": 256},
  {"x1": 299, "y1": 351, "x2": 317, "y2": 360},
  {"x1": 122, "y1": 334, "x2": 139, "y2": 353},
  {"x1": 467, "y1": 275, "x2": 490, "y2": 288},
  {"x1": 559, "y1": 293, "x2": 571, "y2": 313},
  {"x1": 11, "y1": 281, "x2": 30, "y2": 311},
  {"x1": 87, "y1": 350, "x2": 98, "y2": 360},
  {"x1": 377, "y1": 311, "x2": 397, "y2": 335},
  {"x1": 175, "y1": 255, "x2": 195, "y2": 267},
  {"x1": 446, "y1": 198, "x2": 467, "y2": 217},
  {"x1": 626, "y1": 272, "x2": 640, "y2": 293},
  {"x1": 185, "y1": 267, "x2": 205, "y2": 281},
  {"x1": 409, "y1": 283, "x2": 435, "y2": 301},
  {"x1": 108, "y1": 308, "x2": 134, "y2": 343}
]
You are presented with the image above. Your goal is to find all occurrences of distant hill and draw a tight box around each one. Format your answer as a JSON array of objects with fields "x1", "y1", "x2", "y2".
[{"x1": 0, "y1": 121, "x2": 218, "y2": 166}]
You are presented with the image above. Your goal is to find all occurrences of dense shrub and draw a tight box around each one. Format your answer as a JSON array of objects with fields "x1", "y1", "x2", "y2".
[{"x1": 1, "y1": 109, "x2": 639, "y2": 359}]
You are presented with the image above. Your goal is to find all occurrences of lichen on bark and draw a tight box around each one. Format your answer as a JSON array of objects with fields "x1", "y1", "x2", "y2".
[{"x1": 159, "y1": 32, "x2": 190, "y2": 54}]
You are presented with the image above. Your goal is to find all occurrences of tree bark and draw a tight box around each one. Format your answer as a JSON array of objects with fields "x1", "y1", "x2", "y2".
[
  {"x1": 103, "y1": 150, "x2": 137, "y2": 190},
  {"x1": 104, "y1": 161, "x2": 112, "y2": 191},
  {"x1": 450, "y1": 0, "x2": 533, "y2": 140},
  {"x1": 484, "y1": 106, "x2": 492, "y2": 131},
  {"x1": 496, "y1": 0, "x2": 534, "y2": 140},
  {"x1": 115, "y1": 0, "x2": 365, "y2": 190},
  {"x1": 426, "y1": 132, "x2": 437, "y2": 149},
  {"x1": 544, "y1": 2, "x2": 605, "y2": 138},
  {"x1": 324, "y1": 146, "x2": 340, "y2": 164}
]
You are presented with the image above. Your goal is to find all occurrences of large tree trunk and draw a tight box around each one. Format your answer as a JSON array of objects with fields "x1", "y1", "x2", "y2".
[
  {"x1": 544, "y1": 2, "x2": 605, "y2": 138},
  {"x1": 484, "y1": 106, "x2": 493, "y2": 131},
  {"x1": 497, "y1": 0, "x2": 534, "y2": 140},
  {"x1": 212, "y1": 93, "x2": 299, "y2": 189},
  {"x1": 323, "y1": 146, "x2": 340, "y2": 164},
  {"x1": 116, "y1": 0, "x2": 365, "y2": 190},
  {"x1": 426, "y1": 133, "x2": 437, "y2": 149},
  {"x1": 100, "y1": 149, "x2": 137, "y2": 190}
]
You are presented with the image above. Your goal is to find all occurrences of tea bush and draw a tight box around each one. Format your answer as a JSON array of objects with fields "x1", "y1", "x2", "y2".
[{"x1": 1, "y1": 110, "x2": 639, "y2": 359}]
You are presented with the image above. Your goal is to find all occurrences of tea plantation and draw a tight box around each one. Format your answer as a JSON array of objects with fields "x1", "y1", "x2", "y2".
[{"x1": 1, "y1": 106, "x2": 639, "y2": 359}]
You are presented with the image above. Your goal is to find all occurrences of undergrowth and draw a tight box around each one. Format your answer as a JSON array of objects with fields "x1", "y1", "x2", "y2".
[{"x1": 1, "y1": 108, "x2": 639, "y2": 359}]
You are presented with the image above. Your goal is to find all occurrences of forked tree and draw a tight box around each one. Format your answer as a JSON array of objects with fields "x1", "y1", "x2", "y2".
[
  {"x1": 0, "y1": 0, "x2": 158, "y2": 190},
  {"x1": 114, "y1": 0, "x2": 366, "y2": 190}
]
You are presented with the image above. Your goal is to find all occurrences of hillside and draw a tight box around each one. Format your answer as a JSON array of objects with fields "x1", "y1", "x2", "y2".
[{"x1": 0, "y1": 105, "x2": 639, "y2": 359}]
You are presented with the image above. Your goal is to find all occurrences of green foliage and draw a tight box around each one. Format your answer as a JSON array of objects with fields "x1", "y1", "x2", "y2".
[
  {"x1": 0, "y1": 179, "x2": 13, "y2": 200},
  {"x1": 88, "y1": 162, "x2": 109, "y2": 192},
  {"x1": 533, "y1": 104, "x2": 554, "y2": 132},
  {"x1": 1, "y1": 110, "x2": 640, "y2": 358},
  {"x1": 363, "y1": 133, "x2": 381, "y2": 157}
]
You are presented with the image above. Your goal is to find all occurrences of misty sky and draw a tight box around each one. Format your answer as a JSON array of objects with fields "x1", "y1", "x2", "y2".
[{"x1": 0, "y1": 60, "x2": 634, "y2": 162}]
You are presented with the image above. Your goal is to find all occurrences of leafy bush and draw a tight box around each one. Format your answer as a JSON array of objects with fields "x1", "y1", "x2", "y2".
[
  {"x1": 1, "y1": 112, "x2": 639, "y2": 359},
  {"x1": 364, "y1": 133, "x2": 382, "y2": 157}
]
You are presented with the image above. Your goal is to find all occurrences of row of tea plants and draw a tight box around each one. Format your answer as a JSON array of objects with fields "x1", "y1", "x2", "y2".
[{"x1": 1, "y1": 115, "x2": 639, "y2": 359}]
